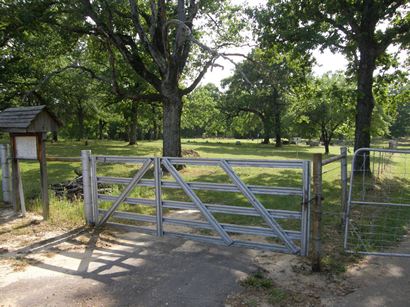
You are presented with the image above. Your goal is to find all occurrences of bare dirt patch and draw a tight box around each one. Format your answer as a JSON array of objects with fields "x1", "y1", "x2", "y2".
[{"x1": 0, "y1": 209, "x2": 66, "y2": 253}]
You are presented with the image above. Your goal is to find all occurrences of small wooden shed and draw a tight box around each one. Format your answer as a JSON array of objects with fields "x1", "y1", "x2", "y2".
[
  {"x1": 0, "y1": 105, "x2": 61, "y2": 133},
  {"x1": 0, "y1": 105, "x2": 61, "y2": 219}
]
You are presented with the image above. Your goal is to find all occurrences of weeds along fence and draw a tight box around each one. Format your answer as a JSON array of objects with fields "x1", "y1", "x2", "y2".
[
  {"x1": 0, "y1": 143, "x2": 83, "y2": 222},
  {"x1": 311, "y1": 147, "x2": 348, "y2": 272}
]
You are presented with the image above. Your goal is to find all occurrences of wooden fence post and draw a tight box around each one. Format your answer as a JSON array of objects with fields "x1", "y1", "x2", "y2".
[
  {"x1": 10, "y1": 137, "x2": 20, "y2": 213},
  {"x1": 39, "y1": 133, "x2": 49, "y2": 219},
  {"x1": 312, "y1": 153, "x2": 322, "y2": 272},
  {"x1": 0, "y1": 144, "x2": 11, "y2": 205},
  {"x1": 340, "y1": 147, "x2": 348, "y2": 226}
]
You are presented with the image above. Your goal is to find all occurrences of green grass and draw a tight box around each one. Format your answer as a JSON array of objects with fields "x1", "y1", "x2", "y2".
[
  {"x1": 1, "y1": 137, "x2": 409, "y2": 270},
  {"x1": 240, "y1": 271, "x2": 288, "y2": 304},
  {"x1": 241, "y1": 270, "x2": 274, "y2": 289}
]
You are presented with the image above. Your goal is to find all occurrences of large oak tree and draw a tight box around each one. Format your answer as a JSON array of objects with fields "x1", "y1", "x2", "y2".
[
  {"x1": 49, "y1": 0, "x2": 243, "y2": 157},
  {"x1": 254, "y1": 0, "x2": 409, "y2": 169}
]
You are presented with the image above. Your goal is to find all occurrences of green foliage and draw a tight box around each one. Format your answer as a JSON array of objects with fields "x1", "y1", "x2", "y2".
[
  {"x1": 290, "y1": 73, "x2": 355, "y2": 152},
  {"x1": 374, "y1": 72, "x2": 410, "y2": 137},
  {"x1": 1, "y1": 0, "x2": 409, "y2": 147},
  {"x1": 268, "y1": 288, "x2": 288, "y2": 304},
  {"x1": 241, "y1": 271, "x2": 273, "y2": 289},
  {"x1": 241, "y1": 271, "x2": 288, "y2": 304},
  {"x1": 252, "y1": 0, "x2": 410, "y2": 150},
  {"x1": 182, "y1": 84, "x2": 226, "y2": 137},
  {"x1": 221, "y1": 47, "x2": 311, "y2": 144}
]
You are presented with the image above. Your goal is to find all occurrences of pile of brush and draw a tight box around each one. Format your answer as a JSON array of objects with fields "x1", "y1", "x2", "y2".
[{"x1": 51, "y1": 176, "x2": 112, "y2": 202}]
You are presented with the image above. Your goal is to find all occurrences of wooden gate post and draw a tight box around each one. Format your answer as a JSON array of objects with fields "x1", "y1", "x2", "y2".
[
  {"x1": 340, "y1": 147, "x2": 348, "y2": 226},
  {"x1": 0, "y1": 144, "x2": 11, "y2": 205},
  {"x1": 312, "y1": 153, "x2": 322, "y2": 272}
]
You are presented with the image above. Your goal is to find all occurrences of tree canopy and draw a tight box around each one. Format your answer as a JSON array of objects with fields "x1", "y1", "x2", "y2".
[{"x1": 0, "y1": 0, "x2": 409, "y2": 157}]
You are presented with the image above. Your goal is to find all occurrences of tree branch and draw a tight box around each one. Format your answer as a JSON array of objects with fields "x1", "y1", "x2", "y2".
[
  {"x1": 80, "y1": 0, "x2": 161, "y2": 90},
  {"x1": 181, "y1": 57, "x2": 218, "y2": 95},
  {"x1": 128, "y1": 0, "x2": 167, "y2": 73},
  {"x1": 377, "y1": 20, "x2": 410, "y2": 55}
]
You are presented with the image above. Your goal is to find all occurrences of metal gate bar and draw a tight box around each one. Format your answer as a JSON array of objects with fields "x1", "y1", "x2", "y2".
[
  {"x1": 84, "y1": 152, "x2": 311, "y2": 255},
  {"x1": 219, "y1": 160, "x2": 299, "y2": 254},
  {"x1": 97, "y1": 158, "x2": 153, "y2": 226},
  {"x1": 162, "y1": 158, "x2": 233, "y2": 245},
  {"x1": 97, "y1": 195, "x2": 301, "y2": 219},
  {"x1": 97, "y1": 177, "x2": 303, "y2": 195}
]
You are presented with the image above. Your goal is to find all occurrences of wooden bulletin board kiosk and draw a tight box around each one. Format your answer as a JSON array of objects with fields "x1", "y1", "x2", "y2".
[{"x1": 0, "y1": 106, "x2": 61, "y2": 219}]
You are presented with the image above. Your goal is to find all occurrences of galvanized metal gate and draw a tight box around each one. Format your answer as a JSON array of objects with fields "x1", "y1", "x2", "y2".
[
  {"x1": 344, "y1": 148, "x2": 410, "y2": 257},
  {"x1": 81, "y1": 151, "x2": 311, "y2": 256}
]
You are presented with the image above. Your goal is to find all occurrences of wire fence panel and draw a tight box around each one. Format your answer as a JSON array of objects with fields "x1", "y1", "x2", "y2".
[{"x1": 345, "y1": 148, "x2": 410, "y2": 257}]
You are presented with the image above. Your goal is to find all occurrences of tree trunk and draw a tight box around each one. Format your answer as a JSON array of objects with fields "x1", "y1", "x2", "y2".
[
  {"x1": 162, "y1": 95, "x2": 182, "y2": 157},
  {"x1": 52, "y1": 131, "x2": 58, "y2": 142},
  {"x1": 353, "y1": 46, "x2": 376, "y2": 171},
  {"x1": 98, "y1": 119, "x2": 105, "y2": 140},
  {"x1": 324, "y1": 141, "x2": 330, "y2": 155},
  {"x1": 150, "y1": 104, "x2": 160, "y2": 140},
  {"x1": 261, "y1": 117, "x2": 273, "y2": 145},
  {"x1": 274, "y1": 107, "x2": 282, "y2": 147},
  {"x1": 321, "y1": 126, "x2": 333, "y2": 155},
  {"x1": 321, "y1": 128, "x2": 329, "y2": 155},
  {"x1": 128, "y1": 103, "x2": 138, "y2": 145},
  {"x1": 77, "y1": 106, "x2": 84, "y2": 141}
]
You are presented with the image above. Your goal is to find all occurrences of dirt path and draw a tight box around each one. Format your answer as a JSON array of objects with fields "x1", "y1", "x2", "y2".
[
  {"x1": 329, "y1": 238, "x2": 410, "y2": 307},
  {"x1": 3, "y1": 208, "x2": 409, "y2": 306}
]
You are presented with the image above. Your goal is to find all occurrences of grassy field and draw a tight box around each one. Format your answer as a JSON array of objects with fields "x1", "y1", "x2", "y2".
[{"x1": 1, "y1": 137, "x2": 408, "y2": 270}]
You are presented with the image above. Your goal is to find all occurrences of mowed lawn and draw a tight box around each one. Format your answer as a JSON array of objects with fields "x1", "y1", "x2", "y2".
[
  {"x1": 7, "y1": 138, "x2": 345, "y2": 215},
  {"x1": 8, "y1": 138, "x2": 345, "y2": 199}
]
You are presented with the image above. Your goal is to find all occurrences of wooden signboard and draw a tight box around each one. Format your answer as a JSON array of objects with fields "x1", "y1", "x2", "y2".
[{"x1": 14, "y1": 135, "x2": 38, "y2": 160}]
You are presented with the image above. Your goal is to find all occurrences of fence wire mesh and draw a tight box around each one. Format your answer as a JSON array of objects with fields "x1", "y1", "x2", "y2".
[
  {"x1": 320, "y1": 157, "x2": 348, "y2": 269},
  {"x1": 346, "y1": 149, "x2": 410, "y2": 256}
]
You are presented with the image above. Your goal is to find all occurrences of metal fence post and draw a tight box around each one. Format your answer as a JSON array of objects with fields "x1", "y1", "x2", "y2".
[
  {"x1": 340, "y1": 147, "x2": 348, "y2": 226},
  {"x1": 81, "y1": 150, "x2": 93, "y2": 225},
  {"x1": 301, "y1": 160, "x2": 311, "y2": 257},
  {"x1": 154, "y1": 157, "x2": 163, "y2": 236},
  {"x1": 0, "y1": 144, "x2": 11, "y2": 205},
  {"x1": 312, "y1": 153, "x2": 322, "y2": 272},
  {"x1": 90, "y1": 156, "x2": 99, "y2": 225}
]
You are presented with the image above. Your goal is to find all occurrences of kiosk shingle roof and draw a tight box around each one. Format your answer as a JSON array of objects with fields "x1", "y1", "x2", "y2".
[{"x1": 0, "y1": 105, "x2": 61, "y2": 132}]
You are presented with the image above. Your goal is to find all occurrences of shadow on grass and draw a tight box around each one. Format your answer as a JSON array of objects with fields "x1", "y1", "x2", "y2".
[{"x1": 47, "y1": 140, "x2": 162, "y2": 158}]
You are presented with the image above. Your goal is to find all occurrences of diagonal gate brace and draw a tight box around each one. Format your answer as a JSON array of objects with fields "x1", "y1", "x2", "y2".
[
  {"x1": 219, "y1": 160, "x2": 300, "y2": 254},
  {"x1": 97, "y1": 158, "x2": 153, "y2": 227},
  {"x1": 162, "y1": 158, "x2": 233, "y2": 245}
]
